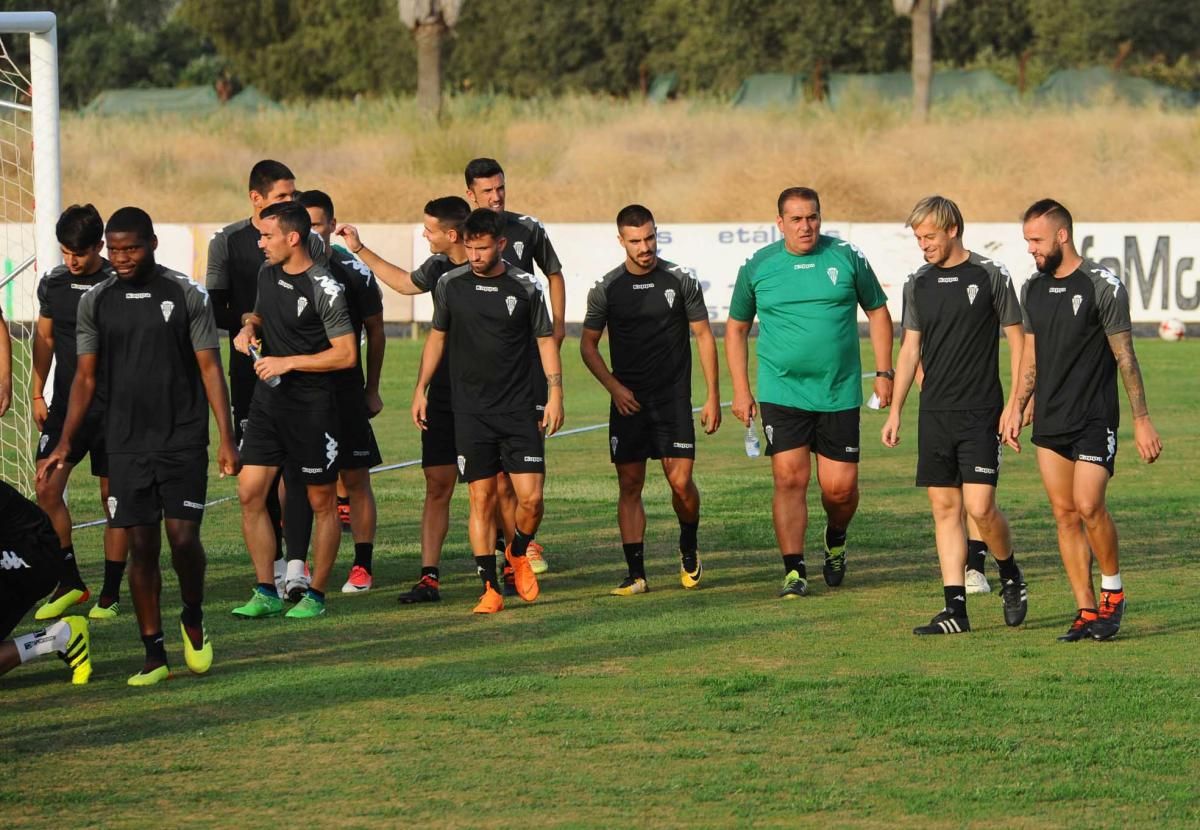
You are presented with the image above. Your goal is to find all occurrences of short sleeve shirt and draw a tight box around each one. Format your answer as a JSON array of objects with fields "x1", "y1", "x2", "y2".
[
  {"x1": 501, "y1": 211, "x2": 562, "y2": 276},
  {"x1": 252, "y1": 263, "x2": 354, "y2": 410},
  {"x1": 327, "y1": 248, "x2": 384, "y2": 391},
  {"x1": 431, "y1": 265, "x2": 553, "y2": 414},
  {"x1": 901, "y1": 252, "x2": 1021, "y2": 411},
  {"x1": 36, "y1": 260, "x2": 113, "y2": 413},
  {"x1": 411, "y1": 253, "x2": 465, "y2": 410},
  {"x1": 583, "y1": 258, "x2": 709, "y2": 404},
  {"x1": 729, "y1": 236, "x2": 887, "y2": 411},
  {"x1": 76, "y1": 266, "x2": 219, "y2": 454},
  {"x1": 1020, "y1": 259, "x2": 1130, "y2": 439}
]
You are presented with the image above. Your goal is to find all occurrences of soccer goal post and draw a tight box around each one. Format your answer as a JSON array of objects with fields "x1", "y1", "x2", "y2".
[{"x1": 1, "y1": 11, "x2": 61, "y2": 493}]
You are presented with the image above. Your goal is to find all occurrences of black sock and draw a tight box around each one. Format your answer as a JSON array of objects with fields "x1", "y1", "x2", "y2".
[
  {"x1": 257, "y1": 581, "x2": 279, "y2": 598},
  {"x1": 679, "y1": 520, "x2": 699, "y2": 554},
  {"x1": 307, "y1": 587, "x2": 326, "y2": 601},
  {"x1": 623, "y1": 542, "x2": 646, "y2": 579},
  {"x1": 825, "y1": 525, "x2": 847, "y2": 550},
  {"x1": 966, "y1": 539, "x2": 988, "y2": 574},
  {"x1": 783, "y1": 554, "x2": 806, "y2": 579},
  {"x1": 353, "y1": 542, "x2": 374, "y2": 573},
  {"x1": 944, "y1": 585, "x2": 967, "y2": 619},
  {"x1": 475, "y1": 554, "x2": 499, "y2": 591},
  {"x1": 421, "y1": 566, "x2": 440, "y2": 581},
  {"x1": 494, "y1": 531, "x2": 506, "y2": 554},
  {"x1": 511, "y1": 529, "x2": 533, "y2": 558},
  {"x1": 142, "y1": 632, "x2": 168, "y2": 668},
  {"x1": 60, "y1": 545, "x2": 85, "y2": 589},
  {"x1": 100, "y1": 558, "x2": 127, "y2": 601},
  {"x1": 996, "y1": 552, "x2": 1021, "y2": 582},
  {"x1": 337, "y1": 495, "x2": 350, "y2": 508}
]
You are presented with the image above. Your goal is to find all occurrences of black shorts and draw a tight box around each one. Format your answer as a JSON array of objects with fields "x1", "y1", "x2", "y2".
[
  {"x1": 454, "y1": 410, "x2": 545, "y2": 483},
  {"x1": 336, "y1": 386, "x2": 382, "y2": 470},
  {"x1": 759, "y1": 402, "x2": 860, "y2": 463},
  {"x1": 916, "y1": 407, "x2": 1003, "y2": 488},
  {"x1": 229, "y1": 349, "x2": 257, "y2": 444},
  {"x1": 1034, "y1": 422, "x2": 1118, "y2": 477},
  {"x1": 609, "y1": 397, "x2": 696, "y2": 464},
  {"x1": 421, "y1": 406, "x2": 458, "y2": 468},
  {"x1": 239, "y1": 396, "x2": 341, "y2": 485},
  {"x1": 36, "y1": 407, "x2": 108, "y2": 478},
  {"x1": 0, "y1": 523, "x2": 60, "y2": 639},
  {"x1": 106, "y1": 448, "x2": 209, "y2": 528}
]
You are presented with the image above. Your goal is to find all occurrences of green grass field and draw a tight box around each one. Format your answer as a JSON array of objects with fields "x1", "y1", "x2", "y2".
[{"x1": 2, "y1": 337, "x2": 1198, "y2": 828}]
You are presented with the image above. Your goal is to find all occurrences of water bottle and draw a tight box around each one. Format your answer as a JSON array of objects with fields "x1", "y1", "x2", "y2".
[
  {"x1": 247, "y1": 343, "x2": 281, "y2": 388},
  {"x1": 744, "y1": 422, "x2": 761, "y2": 458}
]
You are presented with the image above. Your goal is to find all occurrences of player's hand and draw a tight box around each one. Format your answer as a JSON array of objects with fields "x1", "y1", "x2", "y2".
[
  {"x1": 610, "y1": 383, "x2": 640, "y2": 416},
  {"x1": 731, "y1": 390, "x2": 757, "y2": 427},
  {"x1": 32, "y1": 396, "x2": 48, "y2": 430},
  {"x1": 233, "y1": 326, "x2": 257, "y2": 356},
  {"x1": 881, "y1": 413, "x2": 902, "y2": 447},
  {"x1": 873, "y1": 376, "x2": 894, "y2": 408},
  {"x1": 700, "y1": 395, "x2": 721, "y2": 435},
  {"x1": 254, "y1": 356, "x2": 289, "y2": 381},
  {"x1": 36, "y1": 445, "x2": 68, "y2": 482},
  {"x1": 365, "y1": 389, "x2": 384, "y2": 419},
  {"x1": 999, "y1": 405, "x2": 1023, "y2": 453},
  {"x1": 217, "y1": 438, "x2": 241, "y2": 478},
  {"x1": 541, "y1": 398, "x2": 564, "y2": 437},
  {"x1": 1133, "y1": 416, "x2": 1162, "y2": 463},
  {"x1": 411, "y1": 391, "x2": 428, "y2": 431},
  {"x1": 1021, "y1": 396, "x2": 1034, "y2": 428},
  {"x1": 334, "y1": 223, "x2": 362, "y2": 253}
]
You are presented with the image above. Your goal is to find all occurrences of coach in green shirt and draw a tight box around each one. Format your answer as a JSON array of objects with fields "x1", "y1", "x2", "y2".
[{"x1": 726, "y1": 187, "x2": 894, "y2": 599}]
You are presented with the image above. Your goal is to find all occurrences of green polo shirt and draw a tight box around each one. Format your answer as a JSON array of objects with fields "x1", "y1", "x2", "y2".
[{"x1": 729, "y1": 235, "x2": 887, "y2": 411}]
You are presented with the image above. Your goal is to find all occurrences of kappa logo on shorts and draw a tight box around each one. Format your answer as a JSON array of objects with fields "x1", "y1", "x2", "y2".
[
  {"x1": 160, "y1": 300, "x2": 174, "y2": 322},
  {"x1": 1078, "y1": 454, "x2": 1103, "y2": 462},
  {"x1": 505, "y1": 295, "x2": 517, "y2": 316},
  {"x1": 324, "y1": 432, "x2": 338, "y2": 470},
  {"x1": 827, "y1": 267, "x2": 839, "y2": 285},
  {"x1": 974, "y1": 466, "x2": 996, "y2": 475},
  {"x1": 845, "y1": 446, "x2": 859, "y2": 453},
  {"x1": 513, "y1": 241, "x2": 525, "y2": 261},
  {"x1": 0, "y1": 550, "x2": 32, "y2": 570},
  {"x1": 457, "y1": 454, "x2": 466, "y2": 475},
  {"x1": 664, "y1": 288, "x2": 676, "y2": 308},
  {"x1": 966, "y1": 284, "x2": 978, "y2": 305},
  {"x1": 610, "y1": 436, "x2": 618, "y2": 456},
  {"x1": 39, "y1": 434, "x2": 49, "y2": 453},
  {"x1": 524, "y1": 456, "x2": 543, "y2": 462},
  {"x1": 765, "y1": 425, "x2": 774, "y2": 445},
  {"x1": 297, "y1": 296, "x2": 309, "y2": 317},
  {"x1": 182, "y1": 500, "x2": 205, "y2": 511},
  {"x1": 1071, "y1": 294, "x2": 1083, "y2": 316},
  {"x1": 672, "y1": 442, "x2": 693, "y2": 449},
  {"x1": 106, "y1": 496, "x2": 118, "y2": 519}
]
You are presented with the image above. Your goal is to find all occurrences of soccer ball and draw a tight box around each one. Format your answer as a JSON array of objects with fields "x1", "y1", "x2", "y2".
[{"x1": 1158, "y1": 318, "x2": 1186, "y2": 341}]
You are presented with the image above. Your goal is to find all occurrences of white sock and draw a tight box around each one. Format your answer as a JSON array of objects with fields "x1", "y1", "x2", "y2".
[
  {"x1": 286, "y1": 558, "x2": 306, "y2": 580},
  {"x1": 273, "y1": 559, "x2": 286, "y2": 579},
  {"x1": 1101, "y1": 572, "x2": 1123, "y2": 591},
  {"x1": 14, "y1": 620, "x2": 69, "y2": 664}
]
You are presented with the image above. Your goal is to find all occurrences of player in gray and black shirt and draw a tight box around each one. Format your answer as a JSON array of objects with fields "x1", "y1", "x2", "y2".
[
  {"x1": 882, "y1": 196, "x2": 1028, "y2": 635},
  {"x1": 30, "y1": 205, "x2": 128, "y2": 621},
  {"x1": 1008, "y1": 199, "x2": 1162, "y2": 642},
  {"x1": 581, "y1": 204, "x2": 721, "y2": 596},
  {"x1": 39, "y1": 207, "x2": 239, "y2": 686},
  {"x1": 412, "y1": 209, "x2": 563, "y2": 614},
  {"x1": 232, "y1": 202, "x2": 357, "y2": 621},
  {"x1": 337, "y1": 196, "x2": 471, "y2": 604},
  {"x1": 465, "y1": 157, "x2": 564, "y2": 576}
]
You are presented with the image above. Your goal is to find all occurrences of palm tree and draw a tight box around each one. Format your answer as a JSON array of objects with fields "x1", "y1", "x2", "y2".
[
  {"x1": 893, "y1": 0, "x2": 956, "y2": 121},
  {"x1": 399, "y1": 0, "x2": 464, "y2": 120}
]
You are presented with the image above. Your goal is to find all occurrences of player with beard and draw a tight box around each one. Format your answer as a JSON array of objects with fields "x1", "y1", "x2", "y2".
[
  {"x1": 31, "y1": 205, "x2": 128, "y2": 620},
  {"x1": 581, "y1": 204, "x2": 721, "y2": 595},
  {"x1": 39, "y1": 207, "x2": 239, "y2": 686},
  {"x1": 412, "y1": 208, "x2": 563, "y2": 614},
  {"x1": 1007, "y1": 199, "x2": 1162, "y2": 641},
  {"x1": 465, "y1": 158, "x2": 562, "y2": 579},
  {"x1": 882, "y1": 195, "x2": 1028, "y2": 634},
  {"x1": 337, "y1": 196, "x2": 471, "y2": 603},
  {"x1": 232, "y1": 202, "x2": 356, "y2": 620}
]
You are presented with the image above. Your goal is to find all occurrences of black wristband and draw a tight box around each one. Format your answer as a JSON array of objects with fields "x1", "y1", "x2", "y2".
[{"x1": 876, "y1": 370, "x2": 895, "y2": 380}]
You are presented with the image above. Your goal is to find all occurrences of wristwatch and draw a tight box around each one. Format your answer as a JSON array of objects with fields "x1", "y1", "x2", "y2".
[{"x1": 876, "y1": 369, "x2": 895, "y2": 380}]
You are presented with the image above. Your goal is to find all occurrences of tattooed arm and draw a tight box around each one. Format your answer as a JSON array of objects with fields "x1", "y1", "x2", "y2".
[{"x1": 1107, "y1": 331, "x2": 1162, "y2": 463}]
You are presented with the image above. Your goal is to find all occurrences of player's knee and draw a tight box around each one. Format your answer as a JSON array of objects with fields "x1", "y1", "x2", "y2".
[
  {"x1": 1075, "y1": 499, "x2": 1107, "y2": 525},
  {"x1": 34, "y1": 477, "x2": 63, "y2": 508},
  {"x1": 164, "y1": 522, "x2": 200, "y2": 553},
  {"x1": 822, "y1": 483, "x2": 856, "y2": 506}
]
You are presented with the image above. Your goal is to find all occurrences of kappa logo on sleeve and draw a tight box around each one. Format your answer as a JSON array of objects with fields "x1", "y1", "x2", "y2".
[{"x1": 0, "y1": 550, "x2": 32, "y2": 570}]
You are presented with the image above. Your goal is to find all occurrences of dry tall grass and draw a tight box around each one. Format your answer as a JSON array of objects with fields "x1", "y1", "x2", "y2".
[{"x1": 62, "y1": 94, "x2": 1200, "y2": 223}]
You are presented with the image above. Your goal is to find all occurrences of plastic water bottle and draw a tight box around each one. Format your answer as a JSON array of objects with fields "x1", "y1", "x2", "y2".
[
  {"x1": 744, "y1": 422, "x2": 761, "y2": 458},
  {"x1": 247, "y1": 343, "x2": 281, "y2": 388}
]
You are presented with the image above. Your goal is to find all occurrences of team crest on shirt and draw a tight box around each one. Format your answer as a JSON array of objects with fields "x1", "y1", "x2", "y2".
[
  {"x1": 457, "y1": 455, "x2": 466, "y2": 475},
  {"x1": 513, "y1": 241, "x2": 525, "y2": 261},
  {"x1": 610, "y1": 437, "x2": 618, "y2": 456},
  {"x1": 106, "y1": 496, "x2": 118, "y2": 519},
  {"x1": 505, "y1": 295, "x2": 517, "y2": 316},
  {"x1": 1071, "y1": 294, "x2": 1083, "y2": 316},
  {"x1": 765, "y1": 425, "x2": 775, "y2": 445},
  {"x1": 966, "y1": 285, "x2": 978, "y2": 305},
  {"x1": 664, "y1": 288, "x2": 676, "y2": 308},
  {"x1": 297, "y1": 296, "x2": 309, "y2": 317},
  {"x1": 827, "y1": 267, "x2": 838, "y2": 285},
  {"x1": 160, "y1": 300, "x2": 175, "y2": 322}
]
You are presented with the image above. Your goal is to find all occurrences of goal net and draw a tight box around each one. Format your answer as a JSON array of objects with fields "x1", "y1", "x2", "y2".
[{"x1": 0, "y1": 12, "x2": 60, "y2": 495}]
